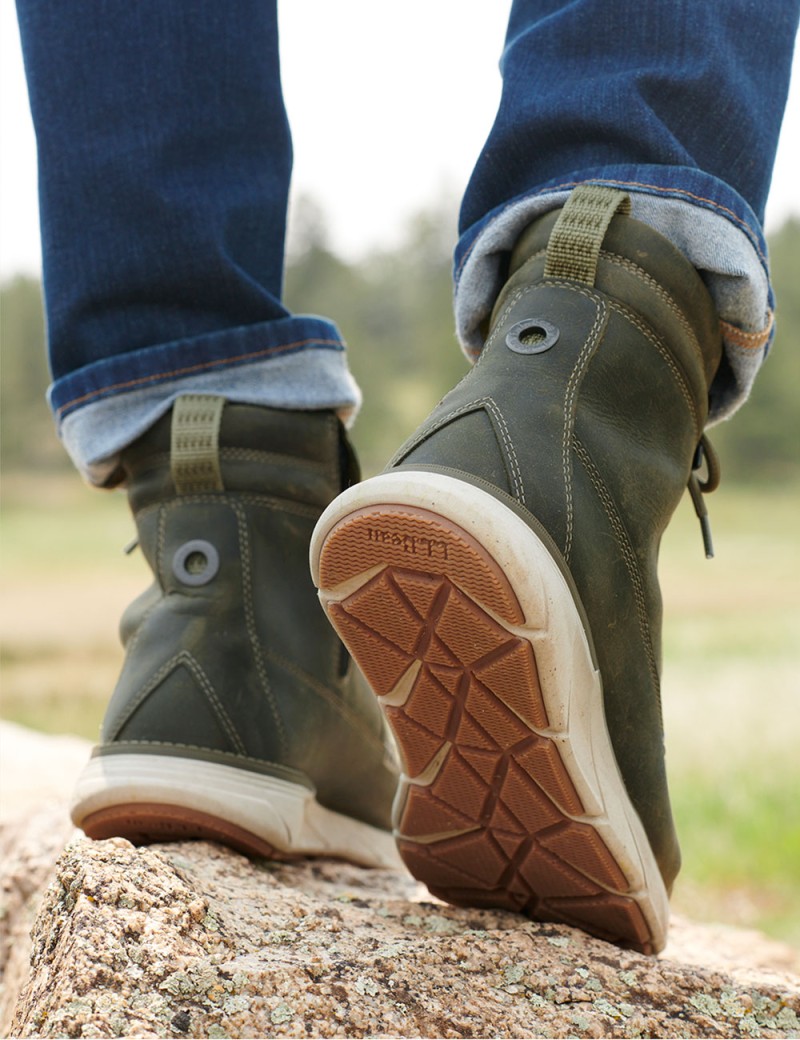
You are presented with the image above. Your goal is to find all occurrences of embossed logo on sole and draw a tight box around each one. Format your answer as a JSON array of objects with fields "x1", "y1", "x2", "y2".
[{"x1": 366, "y1": 527, "x2": 449, "y2": 560}]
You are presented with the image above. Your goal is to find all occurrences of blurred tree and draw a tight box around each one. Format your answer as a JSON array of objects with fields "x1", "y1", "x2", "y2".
[
  {"x1": 0, "y1": 276, "x2": 67, "y2": 472},
  {"x1": 284, "y1": 193, "x2": 468, "y2": 473}
]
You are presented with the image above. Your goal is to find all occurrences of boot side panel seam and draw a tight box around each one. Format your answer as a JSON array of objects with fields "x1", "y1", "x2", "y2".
[
  {"x1": 483, "y1": 398, "x2": 525, "y2": 502},
  {"x1": 151, "y1": 490, "x2": 320, "y2": 520},
  {"x1": 90, "y1": 741, "x2": 312, "y2": 785},
  {"x1": 231, "y1": 500, "x2": 289, "y2": 754},
  {"x1": 322, "y1": 412, "x2": 341, "y2": 491},
  {"x1": 177, "y1": 651, "x2": 247, "y2": 755},
  {"x1": 105, "y1": 649, "x2": 246, "y2": 754},
  {"x1": 483, "y1": 277, "x2": 610, "y2": 559},
  {"x1": 572, "y1": 436, "x2": 661, "y2": 700},
  {"x1": 220, "y1": 447, "x2": 329, "y2": 471},
  {"x1": 119, "y1": 507, "x2": 163, "y2": 664},
  {"x1": 600, "y1": 250, "x2": 703, "y2": 350},
  {"x1": 560, "y1": 291, "x2": 609, "y2": 561},
  {"x1": 156, "y1": 499, "x2": 167, "y2": 578},
  {"x1": 106, "y1": 650, "x2": 181, "y2": 738},
  {"x1": 389, "y1": 402, "x2": 484, "y2": 465},
  {"x1": 608, "y1": 301, "x2": 701, "y2": 436},
  {"x1": 389, "y1": 398, "x2": 524, "y2": 502},
  {"x1": 264, "y1": 647, "x2": 390, "y2": 758}
]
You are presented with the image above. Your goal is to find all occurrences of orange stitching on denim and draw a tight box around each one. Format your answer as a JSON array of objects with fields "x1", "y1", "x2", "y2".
[
  {"x1": 720, "y1": 314, "x2": 773, "y2": 350},
  {"x1": 56, "y1": 336, "x2": 343, "y2": 417},
  {"x1": 455, "y1": 177, "x2": 768, "y2": 283}
]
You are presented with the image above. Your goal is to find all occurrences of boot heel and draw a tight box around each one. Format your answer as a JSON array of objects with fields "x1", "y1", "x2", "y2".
[
  {"x1": 71, "y1": 752, "x2": 401, "y2": 868},
  {"x1": 312, "y1": 470, "x2": 669, "y2": 954}
]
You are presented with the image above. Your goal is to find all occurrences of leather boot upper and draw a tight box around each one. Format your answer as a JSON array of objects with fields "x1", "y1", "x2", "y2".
[
  {"x1": 388, "y1": 189, "x2": 723, "y2": 887},
  {"x1": 99, "y1": 401, "x2": 398, "y2": 831}
]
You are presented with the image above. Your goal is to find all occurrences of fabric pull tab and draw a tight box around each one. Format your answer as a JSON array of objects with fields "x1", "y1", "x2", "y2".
[
  {"x1": 170, "y1": 395, "x2": 226, "y2": 495},
  {"x1": 544, "y1": 184, "x2": 632, "y2": 287}
]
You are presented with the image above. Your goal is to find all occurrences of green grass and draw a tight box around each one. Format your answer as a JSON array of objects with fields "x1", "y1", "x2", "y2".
[
  {"x1": 1, "y1": 473, "x2": 140, "y2": 574},
  {"x1": 1, "y1": 474, "x2": 798, "y2": 946},
  {"x1": 657, "y1": 484, "x2": 800, "y2": 945}
]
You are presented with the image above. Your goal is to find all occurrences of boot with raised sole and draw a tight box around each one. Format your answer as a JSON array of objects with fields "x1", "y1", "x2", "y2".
[
  {"x1": 310, "y1": 185, "x2": 723, "y2": 952},
  {"x1": 71, "y1": 397, "x2": 400, "y2": 868}
]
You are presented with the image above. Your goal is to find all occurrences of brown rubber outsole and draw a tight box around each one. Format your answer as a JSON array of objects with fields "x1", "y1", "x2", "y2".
[
  {"x1": 318, "y1": 504, "x2": 656, "y2": 954},
  {"x1": 81, "y1": 803, "x2": 283, "y2": 860}
]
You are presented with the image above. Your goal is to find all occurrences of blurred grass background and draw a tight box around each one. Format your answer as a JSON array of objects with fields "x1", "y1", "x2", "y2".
[{"x1": 1, "y1": 201, "x2": 798, "y2": 947}]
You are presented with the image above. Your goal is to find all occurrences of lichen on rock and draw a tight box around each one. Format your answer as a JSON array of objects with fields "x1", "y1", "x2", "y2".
[{"x1": 2, "y1": 812, "x2": 798, "y2": 1039}]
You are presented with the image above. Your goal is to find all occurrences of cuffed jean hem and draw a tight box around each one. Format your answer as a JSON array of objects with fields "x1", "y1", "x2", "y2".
[
  {"x1": 455, "y1": 167, "x2": 774, "y2": 425},
  {"x1": 50, "y1": 315, "x2": 361, "y2": 486}
]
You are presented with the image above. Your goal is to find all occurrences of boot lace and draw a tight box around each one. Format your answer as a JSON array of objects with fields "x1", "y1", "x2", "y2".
[{"x1": 687, "y1": 435, "x2": 720, "y2": 559}]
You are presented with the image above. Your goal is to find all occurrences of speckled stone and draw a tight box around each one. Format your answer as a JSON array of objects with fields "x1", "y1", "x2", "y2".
[{"x1": 3, "y1": 804, "x2": 799, "y2": 1040}]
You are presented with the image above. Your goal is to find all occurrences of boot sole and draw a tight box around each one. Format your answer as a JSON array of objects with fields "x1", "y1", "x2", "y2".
[
  {"x1": 310, "y1": 470, "x2": 669, "y2": 954},
  {"x1": 71, "y1": 754, "x2": 400, "y2": 869}
]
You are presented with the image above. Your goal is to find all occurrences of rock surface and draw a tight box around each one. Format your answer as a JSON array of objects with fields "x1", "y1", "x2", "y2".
[
  {"x1": 2, "y1": 724, "x2": 799, "y2": 1039},
  {"x1": 2, "y1": 804, "x2": 798, "y2": 1039}
]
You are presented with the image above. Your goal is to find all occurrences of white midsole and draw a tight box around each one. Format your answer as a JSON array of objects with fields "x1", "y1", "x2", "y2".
[
  {"x1": 71, "y1": 753, "x2": 401, "y2": 870},
  {"x1": 311, "y1": 469, "x2": 669, "y2": 948}
]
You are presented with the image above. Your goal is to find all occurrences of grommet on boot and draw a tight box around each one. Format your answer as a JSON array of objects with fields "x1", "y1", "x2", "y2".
[{"x1": 71, "y1": 398, "x2": 400, "y2": 868}]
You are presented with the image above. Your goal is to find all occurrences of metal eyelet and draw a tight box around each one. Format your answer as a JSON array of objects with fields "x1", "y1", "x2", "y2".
[
  {"x1": 172, "y1": 539, "x2": 220, "y2": 586},
  {"x1": 505, "y1": 318, "x2": 560, "y2": 355}
]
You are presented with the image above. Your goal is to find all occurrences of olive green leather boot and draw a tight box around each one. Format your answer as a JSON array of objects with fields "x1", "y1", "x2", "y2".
[
  {"x1": 71, "y1": 398, "x2": 399, "y2": 867},
  {"x1": 311, "y1": 185, "x2": 723, "y2": 951}
]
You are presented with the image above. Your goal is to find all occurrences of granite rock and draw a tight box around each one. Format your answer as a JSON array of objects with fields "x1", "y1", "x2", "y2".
[{"x1": 3, "y1": 810, "x2": 799, "y2": 1040}]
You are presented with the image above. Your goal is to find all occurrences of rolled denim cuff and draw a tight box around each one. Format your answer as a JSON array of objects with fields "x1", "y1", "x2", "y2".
[
  {"x1": 454, "y1": 167, "x2": 774, "y2": 425},
  {"x1": 51, "y1": 314, "x2": 361, "y2": 485}
]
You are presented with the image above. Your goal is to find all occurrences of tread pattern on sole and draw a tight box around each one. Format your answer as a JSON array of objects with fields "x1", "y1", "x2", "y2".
[{"x1": 318, "y1": 506, "x2": 655, "y2": 954}]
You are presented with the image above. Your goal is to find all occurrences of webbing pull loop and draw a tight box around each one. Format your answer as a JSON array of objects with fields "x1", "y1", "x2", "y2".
[
  {"x1": 170, "y1": 395, "x2": 226, "y2": 495},
  {"x1": 544, "y1": 184, "x2": 631, "y2": 287}
]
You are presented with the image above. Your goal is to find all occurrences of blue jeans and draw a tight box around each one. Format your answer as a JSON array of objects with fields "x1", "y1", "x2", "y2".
[{"x1": 16, "y1": 0, "x2": 799, "y2": 483}]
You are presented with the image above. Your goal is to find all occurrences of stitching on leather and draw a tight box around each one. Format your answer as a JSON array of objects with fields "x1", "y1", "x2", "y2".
[
  {"x1": 481, "y1": 284, "x2": 529, "y2": 358},
  {"x1": 179, "y1": 652, "x2": 247, "y2": 755},
  {"x1": 232, "y1": 500, "x2": 288, "y2": 753},
  {"x1": 120, "y1": 506, "x2": 164, "y2": 664},
  {"x1": 323, "y1": 413, "x2": 340, "y2": 491},
  {"x1": 227, "y1": 494, "x2": 319, "y2": 519},
  {"x1": 108, "y1": 651, "x2": 181, "y2": 737},
  {"x1": 396, "y1": 395, "x2": 525, "y2": 501},
  {"x1": 573, "y1": 437, "x2": 661, "y2": 698},
  {"x1": 156, "y1": 503, "x2": 166, "y2": 574},
  {"x1": 100, "y1": 739, "x2": 308, "y2": 779},
  {"x1": 600, "y1": 251, "x2": 701, "y2": 346},
  {"x1": 599, "y1": 249, "x2": 715, "y2": 395},
  {"x1": 485, "y1": 397, "x2": 525, "y2": 501},
  {"x1": 474, "y1": 278, "x2": 607, "y2": 552},
  {"x1": 108, "y1": 649, "x2": 246, "y2": 754},
  {"x1": 395, "y1": 399, "x2": 480, "y2": 459},
  {"x1": 551, "y1": 286, "x2": 607, "y2": 562},
  {"x1": 609, "y1": 302, "x2": 700, "y2": 436},
  {"x1": 264, "y1": 646, "x2": 389, "y2": 757},
  {"x1": 151, "y1": 491, "x2": 319, "y2": 520},
  {"x1": 221, "y1": 447, "x2": 323, "y2": 470}
]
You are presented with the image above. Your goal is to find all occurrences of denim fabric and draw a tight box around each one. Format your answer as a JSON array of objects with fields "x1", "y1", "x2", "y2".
[
  {"x1": 455, "y1": 171, "x2": 774, "y2": 425},
  {"x1": 17, "y1": 0, "x2": 293, "y2": 380},
  {"x1": 16, "y1": 0, "x2": 799, "y2": 480},
  {"x1": 456, "y1": 0, "x2": 799, "y2": 423},
  {"x1": 460, "y1": 0, "x2": 799, "y2": 236},
  {"x1": 60, "y1": 345, "x2": 362, "y2": 487}
]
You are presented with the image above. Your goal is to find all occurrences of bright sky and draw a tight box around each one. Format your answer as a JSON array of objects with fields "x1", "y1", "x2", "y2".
[{"x1": 2, "y1": 2, "x2": 798, "y2": 279}]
